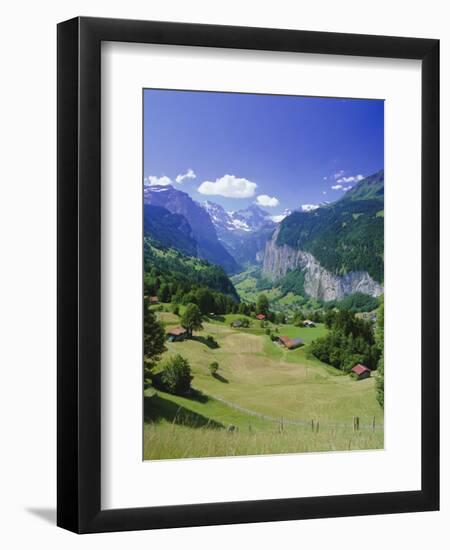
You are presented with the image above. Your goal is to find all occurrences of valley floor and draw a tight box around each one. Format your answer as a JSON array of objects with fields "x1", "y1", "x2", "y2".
[{"x1": 144, "y1": 309, "x2": 384, "y2": 460}]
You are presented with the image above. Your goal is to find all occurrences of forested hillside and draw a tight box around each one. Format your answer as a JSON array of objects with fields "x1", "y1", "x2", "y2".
[
  {"x1": 144, "y1": 238, "x2": 239, "y2": 307},
  {"x1": 276, "y1": 171, "x2": 384, "y2": 282},
  {"x1": 143, "y1": 204, "x2": 198, "y2": 257}
]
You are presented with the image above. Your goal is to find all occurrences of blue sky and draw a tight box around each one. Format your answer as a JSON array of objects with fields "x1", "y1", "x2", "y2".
[{"x1": 143, "y1": 89, "x2": 384, "y2": 216}]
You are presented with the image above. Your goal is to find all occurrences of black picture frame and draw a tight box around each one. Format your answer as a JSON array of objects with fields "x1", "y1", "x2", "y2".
[{"x1": 57, "y1": 16, "x2": 439, "y2": 533}]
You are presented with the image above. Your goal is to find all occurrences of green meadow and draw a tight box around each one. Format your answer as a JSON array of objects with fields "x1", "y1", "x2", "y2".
[{"x1": 144, "y1": 308, "x2": 383, "y2": 460}]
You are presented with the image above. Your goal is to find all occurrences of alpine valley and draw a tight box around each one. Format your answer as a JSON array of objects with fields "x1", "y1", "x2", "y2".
[
  {"x1": 143, "y1": 170, "x2": 384, "y2": 308},
  {"x1": 142, "y1": 89, "x2": 385, "y2": 460},
  {"x1": 143, "y1": 169, "x2": 385, "y2": 460}
]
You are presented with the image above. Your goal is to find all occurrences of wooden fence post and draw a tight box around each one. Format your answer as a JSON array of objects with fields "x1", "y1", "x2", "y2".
[{"x1": 372, "y1": 416, "x2": 376, "y2": 432}]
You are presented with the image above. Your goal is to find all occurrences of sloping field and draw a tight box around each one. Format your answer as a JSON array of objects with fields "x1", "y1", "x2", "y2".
[{"x1": 144, "y1": 313, "x2": 383, "y2": 459}]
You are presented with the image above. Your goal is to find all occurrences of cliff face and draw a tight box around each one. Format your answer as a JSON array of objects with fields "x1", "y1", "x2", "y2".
[{"x1": 263, "y1": 227, "x2": 383, "y2": 301}]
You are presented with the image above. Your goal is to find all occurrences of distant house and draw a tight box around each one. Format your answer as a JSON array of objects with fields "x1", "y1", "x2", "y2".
[
  {"x1": 149, "y1": 296, "x2": 159, "y2": 305},
  {"x1": 351, "y1": 364, "x2": 371, "y2": 380},
  {"x1": 303, "y1": 319, "x2": 316, "y2": 328},
  {"x1": 278, "y1": 336, "x2": 304, "y2": 350},
  {"x1": 256, "y1": 314, "x2": 266, "y2": 321},
  {"x1": 167, "y1": 326, "x2": 188, "y2": 342},
  {"x1": 231, "y1": 320, "x2": 243, "y2": 328}
]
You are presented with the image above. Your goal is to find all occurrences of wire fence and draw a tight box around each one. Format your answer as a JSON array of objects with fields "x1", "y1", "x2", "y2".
[{"x1": 207, "y1": 392, "x2": 384, "y2": 432}]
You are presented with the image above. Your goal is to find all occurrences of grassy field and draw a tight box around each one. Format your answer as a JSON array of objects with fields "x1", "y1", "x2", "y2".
[{"x1": 144, "y1": 308, "x2": 384, "y2": 460}]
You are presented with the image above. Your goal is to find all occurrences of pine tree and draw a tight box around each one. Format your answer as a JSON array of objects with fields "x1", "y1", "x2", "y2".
[
  {"x1": 143, "y1": 301, "x2": 166, "y2": 385},
  {"x1": 375, "y1": 297, "x2": 384, "y2": 407}
]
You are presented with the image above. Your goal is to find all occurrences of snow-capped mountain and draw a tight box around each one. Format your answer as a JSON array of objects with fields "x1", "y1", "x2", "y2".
[
  {"x1": 202, "y1": 201, "x2": 277, "y2": 266},
  {"x1": 230, "y1": 204, "x2": 276, "y2": 232},
  {"x1": 144, "y1": 184, "x2": 239, "y2": 273},
  {"x1": 203, "y1": 202, "x2": 275, "y2": 235},
  {"x1": 202, "y1": 201, "x2": 244, "y2": 233}
]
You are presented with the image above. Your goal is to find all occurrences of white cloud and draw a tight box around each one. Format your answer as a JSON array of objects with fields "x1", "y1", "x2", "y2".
[
  {"x1": 323, "y1": 176, "x2": 327, "y2": 181},
  {"x1": 322, "y1": 191, "x2": 327, "y2": 195},
  {"x1": 331, "y1": 184, "x2": 343, "y2": 190},
  {"x1": 198, "y1": 174, "x2": 257, "y2": 198},
  {"x1": 256, "y1": 194, "x2": 279, "y2": 207},
  {"x1": 336, "y1": 174, "x2": 364, "y2": 184},
  {"x1": 145, "y1": 175, "x2": 172, "y2": 187},
  {"x1": 343, "y1": 185, "x2": 353, "y2": 191},
  {"x1": 175, "y1": 168, "x2": 196, "y2": 184},
  {"x1": 300, "y1": 204, "x2": 319, "y2": 212},
  {"x1": 334, "y1": 170, "x2": 345, "y2": 179}
]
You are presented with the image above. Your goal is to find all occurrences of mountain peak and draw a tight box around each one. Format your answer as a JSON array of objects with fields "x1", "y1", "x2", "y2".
[{"x1": 144, "y1": 184, "x2": 239, "y2": 273}]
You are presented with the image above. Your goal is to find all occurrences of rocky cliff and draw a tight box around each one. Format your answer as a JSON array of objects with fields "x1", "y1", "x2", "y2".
[{"x1": 263, "y1": 227, "x2": 383, "y2": 301}]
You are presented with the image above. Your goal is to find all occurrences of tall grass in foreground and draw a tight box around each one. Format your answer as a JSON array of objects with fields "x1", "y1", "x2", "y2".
[{"x1": 143, "y1": 421, "x2": 383, "y2": 460}]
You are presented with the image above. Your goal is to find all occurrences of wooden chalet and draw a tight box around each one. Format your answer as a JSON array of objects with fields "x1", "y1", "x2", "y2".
[
  {"x1": 351, "y1": 364, "x2": 371, "y2": 380},
  {"x1": 167, "y1": 326, "x2": 188, "y2": 342},
  {"x1": 277, "y1": 335, "x2": 304, "y2": 350}
]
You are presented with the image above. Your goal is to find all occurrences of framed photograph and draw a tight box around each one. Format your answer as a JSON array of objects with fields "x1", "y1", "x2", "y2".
[{"x1": 57, "y1": 17, "x2": 439, "y2": 533}]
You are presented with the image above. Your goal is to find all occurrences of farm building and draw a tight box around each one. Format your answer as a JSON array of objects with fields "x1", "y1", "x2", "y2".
[
  {"x1": 231, "y1": 320, "x2": 243, "y2": 328},
  {"x1": 351, "y1": 364, "x2": 371, "y2": 380},
  {"x1": 303, "y1": 319, "x2": 316, "y2": 328},
  {"x1": 256, "y1": 314, "x2": 266, "y2": 320},
  {"x1": 149, "y1": 296, "x2": 159, "y2": 305},
  {"x1": 277, "y1": 336, "x2": 304, "y2": 350},
  {"x1": 167, "y1": 326, "x2": 188, "y2": 342}
]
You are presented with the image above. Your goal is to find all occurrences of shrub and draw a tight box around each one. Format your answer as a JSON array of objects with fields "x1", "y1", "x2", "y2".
[
  {"x1": 161, "y1": 355, "x2": 193, "y2": 395},
  {"x1": 209, "y1": 361, "x2": 219, "y2": 376},
  {"x1": 265, "y1": 328, "x2": 271, "y2": 335},
  {"x1": 206, "y1": 335, "x2": 219, "y2": 349}
]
